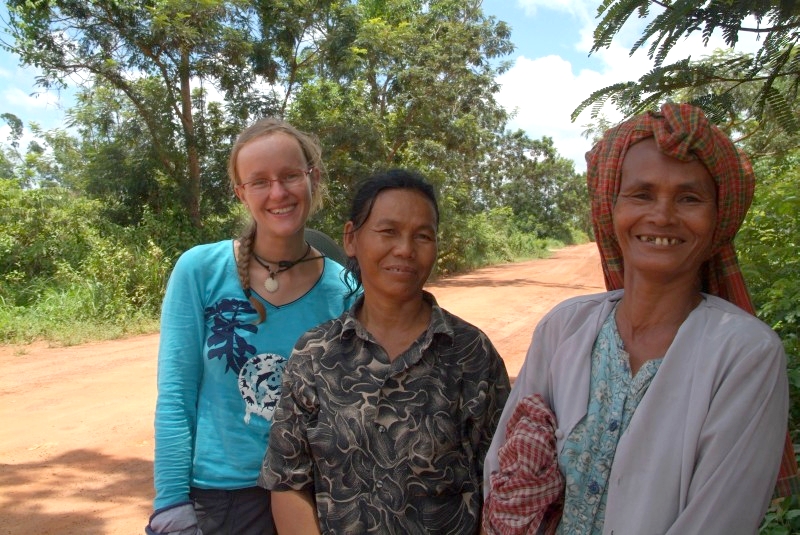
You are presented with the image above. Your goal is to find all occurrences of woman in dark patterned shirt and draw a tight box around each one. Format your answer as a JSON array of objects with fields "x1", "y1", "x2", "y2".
[{"x1": 259, "y1": 168, "x2": 511, "y2": 534}]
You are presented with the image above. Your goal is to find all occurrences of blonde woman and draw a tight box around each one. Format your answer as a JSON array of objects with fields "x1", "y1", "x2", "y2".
[{"x1": 148, "y1": 119, "x2": 357, "y2": 535}]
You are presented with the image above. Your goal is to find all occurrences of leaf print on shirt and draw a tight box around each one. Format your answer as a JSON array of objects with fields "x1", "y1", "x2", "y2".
[{"x1": 205, "y1": 298, "x2": 258, "y2": 374}]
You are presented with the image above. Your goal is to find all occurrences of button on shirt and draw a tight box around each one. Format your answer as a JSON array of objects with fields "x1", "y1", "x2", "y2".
[
  {"x1": 260, "y1": 292, "x2": 511, "y2": 535},
  {"x1": 557, "y1": 307, "x2": 662, "y2": 535}
]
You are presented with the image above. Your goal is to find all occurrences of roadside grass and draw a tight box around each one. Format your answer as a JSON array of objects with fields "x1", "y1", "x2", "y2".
[
  {"x1": 0, "y1": 301, "x2": 160, "y2": 346},
  {"x1": 1, "y1": 235, "x2": 582, "y2": 347}
]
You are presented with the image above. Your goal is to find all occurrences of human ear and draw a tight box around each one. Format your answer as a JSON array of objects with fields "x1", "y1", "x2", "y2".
[
  {"x1": 310, "y1": 167, "x2": 321, "y2": 191},
  {"x1": 234, "y1": 184, "x2": 247, "y2": 204},
  {"x1": 343, "y1": 221, "x2": 357, "y2": 257}
]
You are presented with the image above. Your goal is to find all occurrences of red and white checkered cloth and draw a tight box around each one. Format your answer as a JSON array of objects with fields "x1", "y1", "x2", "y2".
[{"x1": 483, "y1": 394, "x2": 564, "y2": 535}]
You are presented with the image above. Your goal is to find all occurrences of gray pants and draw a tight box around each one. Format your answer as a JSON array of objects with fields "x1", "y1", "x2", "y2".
[{"x1": 190, "y1": 486, "x2": 276, "y2": 535}]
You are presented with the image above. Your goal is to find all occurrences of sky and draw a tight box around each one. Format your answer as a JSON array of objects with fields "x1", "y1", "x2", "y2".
[{"x1": 0, "y1": 1, "x2": 758, "y2": 172}]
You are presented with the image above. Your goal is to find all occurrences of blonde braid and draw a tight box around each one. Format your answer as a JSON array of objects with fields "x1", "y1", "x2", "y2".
[
  {"x1": 230, "y1": 118, "x2": 321, "y2": 326},
  {"x1": 236, "y1": 221, "x2": 266, "y2": 324}
]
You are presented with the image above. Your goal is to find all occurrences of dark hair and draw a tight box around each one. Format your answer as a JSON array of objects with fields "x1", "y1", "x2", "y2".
[{"x1": 344, "y1": 168, "x2": 439, "y2": 296}]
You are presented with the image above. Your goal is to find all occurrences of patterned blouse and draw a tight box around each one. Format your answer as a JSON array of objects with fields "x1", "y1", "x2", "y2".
[
  {"x1": 260, "y1": 292, "x2": 511, "y2": 534},
  {"x1": 557, "y1": 306, "x2": 662, "y2": 534}
]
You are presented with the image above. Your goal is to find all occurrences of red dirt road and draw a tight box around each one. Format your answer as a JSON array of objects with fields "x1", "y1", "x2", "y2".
[{"x1": 0, "y1": 243, "x2": 604, "y2": 535}]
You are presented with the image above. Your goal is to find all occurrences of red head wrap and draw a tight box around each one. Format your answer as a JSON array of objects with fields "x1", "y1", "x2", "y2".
[
  {"x1": 586, "y1": 102, "x2": 798, "y2": 494},
  {"x1": 586, "y1": 102, "x2": 755, "y2": 312}
]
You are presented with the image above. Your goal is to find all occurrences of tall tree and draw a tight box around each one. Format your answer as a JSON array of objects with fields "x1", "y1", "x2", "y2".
[
  {"x1": 4, "y1": 0, "x2": 258, "y2": 227},
  {"x1": 0, "y1": 113, "x2": 24, "y2": 184},
  {"x1": 573, "y1": 0, "x2": 800, "y2": 142},
  {"x1": 489, "y1": 132, "x2": 587, "y2": 241},
  {"x1": 287, "y1": 0, "x2": 515, "y2": 236},
  {"x1": 66, "y1": 79, "x2": 173, "y2": 224}
]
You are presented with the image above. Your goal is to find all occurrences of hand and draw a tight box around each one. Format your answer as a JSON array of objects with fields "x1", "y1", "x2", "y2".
[{"x1": 145, "y1": 502, "x2": 202, "y2": 535}]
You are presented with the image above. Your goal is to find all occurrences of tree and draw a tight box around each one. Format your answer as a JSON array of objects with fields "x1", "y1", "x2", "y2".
[
  {"x1": 286, "y1": 0, "x2": 515, "y2": 238},
  {"x1": 0, "y1": 113, "x2": 23, "y2": 183},
  {"x1": 489, "y1": 133, "x2": 587, "y2": 242},
  {"x1": 63, "y1": 77, "x2": 197, "y2": 225},
  {"x1": 3, "y1": 0, "x2": 259, "y2": 227},
  {"x1": 737, "y1": 150, "x2": 800, "y2": 438},
  {"x1": 573, "y1": 0, "x2": 800, "y2": 144}
]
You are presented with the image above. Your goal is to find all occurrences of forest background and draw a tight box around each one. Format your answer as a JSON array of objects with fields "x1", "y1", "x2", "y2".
[{"x1": 0, "y1": 1, "x2": 799, "y2": 530}]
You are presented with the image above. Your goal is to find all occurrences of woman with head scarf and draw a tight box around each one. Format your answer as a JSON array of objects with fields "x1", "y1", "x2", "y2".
[{"x1": 483, "y1": 103, "x2": 792, "y2": 534}]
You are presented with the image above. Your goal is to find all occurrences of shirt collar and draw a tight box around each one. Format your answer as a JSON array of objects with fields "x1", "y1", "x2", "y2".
[{"x1": 341, "y1": 291, "x2": 455, "y2": 345}]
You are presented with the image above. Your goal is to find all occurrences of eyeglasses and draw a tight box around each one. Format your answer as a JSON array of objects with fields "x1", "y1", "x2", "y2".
[{"x1": 239, "y1": 168, "x2": 313, "y2": 192}]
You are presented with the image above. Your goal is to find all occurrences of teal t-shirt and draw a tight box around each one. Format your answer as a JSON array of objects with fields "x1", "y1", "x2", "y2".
[{"x1": 154, "y1": 240, "x2": 357, "y2": 509}]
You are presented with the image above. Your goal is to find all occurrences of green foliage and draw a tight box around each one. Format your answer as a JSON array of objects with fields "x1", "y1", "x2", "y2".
[
  {"x1": 576, "y1": 1, "x2": 800, "y2": 142},
  {"x1": 760, "y1": 495, "x2": 800, "y2": 534},
  {"x1": 4, "y1": 0, "x2": 261, "y2": 226},
  {"x1": 1, "y1": 113, "x2": 24, "y2": 183},
  {"x1": 738, "y1": 152, "x2": 800, "y2": 435},
  {"x1": 737, "y1": 153, "x2": 800, "y2": 529},
  {"x1": 0, "y1": 0, "x2": 590, "y2": 346},
  {"x1": 284, "y1": 0, "x2": 542, "y2": 258},
  {"x1": 0, "y1": 180, "x2": 97, "y2": 301},
  {"x1": 0, "y1": 179, "x2": 173, "y2": 344},
  {"x1": 436, "y1": 205, "x2": 556, "y2": 276},
  {"x1": 488, "y1": 133, "x2": 590, "y2": 242},
  {"x1": 0, "y1": 170, "x2": 563, "y2": 345}
]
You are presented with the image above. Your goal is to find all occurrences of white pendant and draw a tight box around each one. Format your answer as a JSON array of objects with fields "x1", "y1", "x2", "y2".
[{"x1": 264, "y1": 276, "x2": 279, "y2": 293}]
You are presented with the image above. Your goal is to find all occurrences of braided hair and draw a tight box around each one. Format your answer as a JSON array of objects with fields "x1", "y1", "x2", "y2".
[{"x1": 229, "y1": 118, "x2": 325, "y2": 323}]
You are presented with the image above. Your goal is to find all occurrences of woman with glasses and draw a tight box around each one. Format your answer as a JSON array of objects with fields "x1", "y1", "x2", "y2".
[{"x1": 147, "y1": 118, "x2": 358, "y2": 535}]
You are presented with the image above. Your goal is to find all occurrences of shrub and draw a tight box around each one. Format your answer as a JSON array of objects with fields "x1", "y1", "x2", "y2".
[{"x1": 738, "y1": 154, "x2": 800, "y2": 438}]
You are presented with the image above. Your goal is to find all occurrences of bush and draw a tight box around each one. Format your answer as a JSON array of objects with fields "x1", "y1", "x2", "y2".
[
  {"x1": 0, "y1": 179, "x2": 101, "y2": 305},
  {"x1": 0, "y1": 181, "x2": 172, "y2": 344},
  {"x1": 760, "y1": 495, "x2": 800, "y2": 534},
  {"x1": 437, "y1": 206, "x2": 555, "y2": 276},
  {"x1": 738, "y1": 154, "x2": 800, "y2": 438}
]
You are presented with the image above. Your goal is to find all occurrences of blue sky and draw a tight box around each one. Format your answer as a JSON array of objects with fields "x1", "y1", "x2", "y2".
[
  {"x1": 483, "y1": 0, "x2": 758, "y2": 170},
  {"x1": 0, "y1": 1, "x2": 756, "y2": 171}
]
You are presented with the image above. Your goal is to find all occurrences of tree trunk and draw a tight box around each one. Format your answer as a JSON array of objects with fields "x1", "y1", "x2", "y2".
[{"x1": 180, "y1": 49, "x2": 202, "y2": 228}]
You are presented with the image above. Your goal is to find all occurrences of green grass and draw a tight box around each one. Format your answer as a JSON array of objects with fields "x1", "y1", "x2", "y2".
[{"x1": 0, "y1": 282, "x2": 161, "y2": 346}]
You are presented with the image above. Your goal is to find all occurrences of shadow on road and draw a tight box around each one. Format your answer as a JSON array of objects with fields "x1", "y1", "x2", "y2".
[
  {"x1": 431, "y1": 277, "x2": 600, "y2": 291},
  {"x1": 0, "y1": 449, "x2": 153, "y2": 534}
]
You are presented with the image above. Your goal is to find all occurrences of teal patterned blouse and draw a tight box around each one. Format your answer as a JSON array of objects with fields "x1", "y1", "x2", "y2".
[{"x1": 556, "y1": 306, "x2": 663, "y2": 534}]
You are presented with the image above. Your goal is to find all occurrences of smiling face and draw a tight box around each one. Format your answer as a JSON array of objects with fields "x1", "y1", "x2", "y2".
[
  {"x1": 344, "y1": 188, "x2": 438, "y2": 304},
  {"x1": 613, "y1": 138, "x2": 717, "y2": 286},
  {"x1": 233, "y1": 132, "x2": 320, "y2": 240}
]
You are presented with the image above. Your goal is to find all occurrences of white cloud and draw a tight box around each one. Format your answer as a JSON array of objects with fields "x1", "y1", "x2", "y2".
[
  {"x1": 3, "y1": 86, "x2": 61, "y2": 112},
  {"x1": 496, "y1": 48, "x2": 638, "y2": 172},
  {"x1": 515, "y1": 0, "x2": 594, "y2": 20},
  {"x1": 497, "y1": 55, "x2": 587, "y2": 163},
  {"x1": 0, "y1": 78, "x2": 69, "y2": 153},
  {"x1": 1, "y1": 86, "x2": 68, "y2": 151},
  {"x1": 497, "y1": 8, "x2": 765, "y2": 172}
]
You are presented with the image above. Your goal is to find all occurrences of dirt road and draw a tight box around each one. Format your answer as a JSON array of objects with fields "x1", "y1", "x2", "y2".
[{"x1": 0, "y1": 243, "x2": 604, "y2": 534}]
